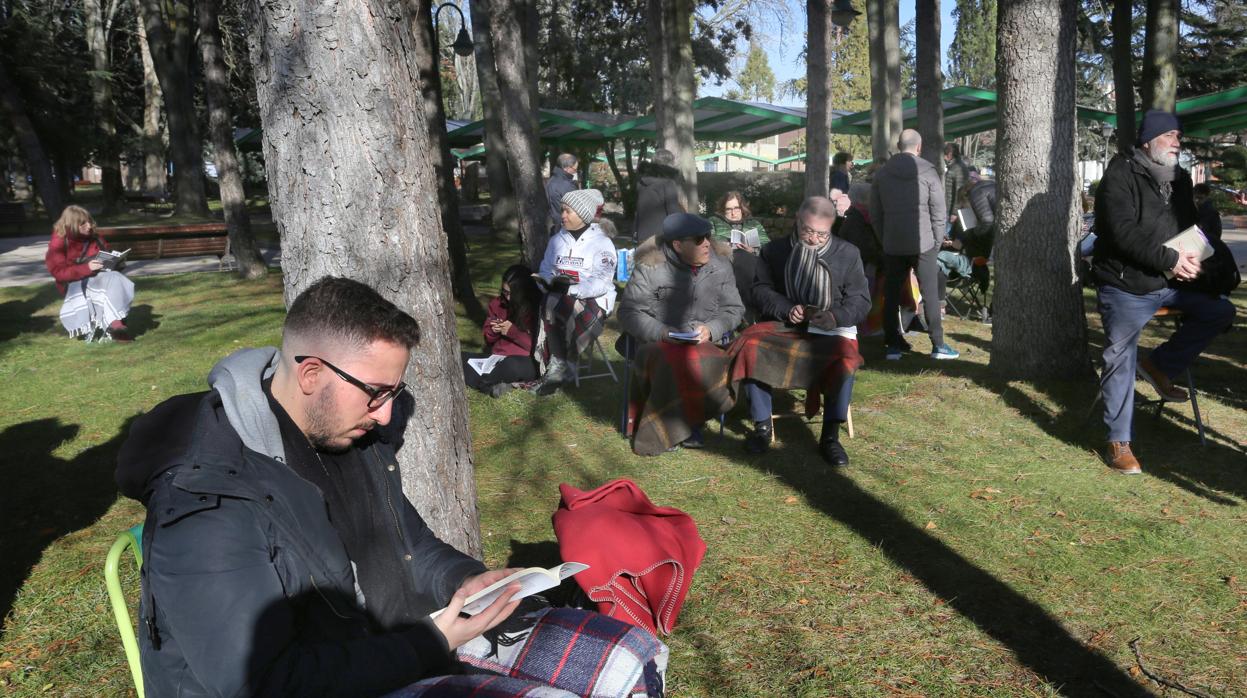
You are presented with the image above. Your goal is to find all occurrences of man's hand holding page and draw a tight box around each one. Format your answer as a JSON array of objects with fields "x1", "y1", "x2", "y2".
[{"x1": 432, "y1": 568, "x2": 523, "y2": 650}]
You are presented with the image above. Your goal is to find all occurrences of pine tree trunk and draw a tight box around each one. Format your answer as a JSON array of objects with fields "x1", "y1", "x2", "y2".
[
  {"x1": 667, "y1": 0, "x2": 699, "y2": 210},
  {"x1": 647, "y1": 0, "x2": 672, "y2": 148},
  {"x1": 245, "y1": 0, "x2": 482, "y2": 556},
  {"x1": 868, "y1": 0, "x2": 902, "y2": 160},
  {"x1": 138, "y1": 0, "x2": 208, "y2": 216},
  {"x1": 1111, "y1": 0, "x2": 1137, "y2": 151},
  {"x1": 134, "y1": 0, "x2": 167, "y2": 196},
  {"x1": 1141, "y1": 0, "x2": 1177, "y2": 111},
  {"x1": 916, "y1": 0, "x2": 944, "y2": 172},
  {"x1": 412, "y1": 0, "x2": 484, "y2": 322},
  {"x1": 482, "y1": 0, "x2": 549, "y2": 266},
  {"x1": 84, "y1": 0, "x2": 123, "y2": 214},
  {"x1": 805, "y1": 0, "x2": 833, "y2": 198},
  {"x1": 470, "y1": 0, "x2": 519, "y2": 239},
  {"x1": 0, "y1": 58, "x2": 64, "y2": 218},
  {"x1": 198, "y1": 0, "x2": 266, "y2": 279},
  {"x1": 991, "y1": 0, "x2": 1087, "y2": 379}
]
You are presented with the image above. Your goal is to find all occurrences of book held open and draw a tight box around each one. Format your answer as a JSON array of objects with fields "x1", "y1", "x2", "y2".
[
  {"x1": 95, "y1": 248, "x2": 130, "y2": 271},
  {"x1": 730, "y1": 227, "x2": 761, "y2": 249},
  {"x1": 429, "y1": 562, "x2": 589, "y2": 619}
]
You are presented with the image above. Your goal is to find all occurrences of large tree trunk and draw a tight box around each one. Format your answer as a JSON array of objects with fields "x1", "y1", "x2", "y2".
[
  {"x1": 138, "y1": 0, "x2": 208, "y2": 216},
  {"x1": 805, "y1": 0, "x2": 834, "y2": 197},
  {"x1": 134, "y1": 0, "x2": 167, "y2": 196},
  {"x1": 1141, "y1": 0, "x2": 1178, "y2": 111},
  {"x1": 648, "y1": 0, "x2": 698, "y2": 209},
  {"x1": 84, "y1": 0, "x2": 124, "y2": 214},
  {"x1": 916, "y1": 0, "x2": 944, "y2": 172},
  {"x1": 199, "y1": 0, "x2": 266, "y2": 279},
  {"x1": 481, "y1": 0, "x2": 549, "y2": 266},
  {"x1": 0, "y1": 58, "x2": 64, "y2": 218},
  {"x1": 412, "y1": 0, "x2": 484, "y2": 322},
  {"x1": 990, "y1": 0, "x2": 1087, "y2": 379},
  {"x1": 1110, "y1": 0, "x2": 1136, "y2": 151},
  {"x1": 246, "y1": 0, "x2": 482, "y2": 555},
  {"x1": 470, "y1": 0, "x2": 519, "y2": 239},
  {"x1": 867, "y1": 0, "x2": 903, "y2": 160}
]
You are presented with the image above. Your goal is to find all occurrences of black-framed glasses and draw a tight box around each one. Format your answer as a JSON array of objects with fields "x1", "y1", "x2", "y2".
[
  {"x1": 798, "y1": 224, "x2": 832, "y2": 239},
  {"x1": 294, "y1": 355, "x2": 406, "y2": 410},
  {"x1": 677, "y1": 234, "x2": 710, "y2": 245}
]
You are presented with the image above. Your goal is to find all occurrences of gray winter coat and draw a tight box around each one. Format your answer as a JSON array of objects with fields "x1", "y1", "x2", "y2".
[
  {"x1": 618, "y1": 237, "x2": 744, "y2": 343},
  {"x1": 870, "y1": 152, "x2": 948, "y2": 256}
]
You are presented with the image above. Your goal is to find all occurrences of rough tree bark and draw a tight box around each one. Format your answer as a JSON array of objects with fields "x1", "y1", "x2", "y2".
[
  {"x1": 1111, "y1": 0, "x2": 1137, "y2": 151},
  {"x1": 1141, "y1": 0, "x2": 1178, "y2": 111},
  {"x1": 84, "y1": 0, "x2": 123, "y2": 213},
  {"x1": 470, "y1": 0, "x2": 519, "y2": 239},
  {"x1": 805, "y1": 0, "x2": 834, "y2": 198},
  {"x1": 648, "y1": 0, "x2": 699, "y2": 209},
  {"x1": 138, "y1": 0, "x2": 208, "y2": 216},
  {"x1": 867, "y1": 0, "x2": 902, "y2": 160},
  {"x1": 0, "y1": 57, "x2": 64, "y2": 218},
  {"x1": 246, "y1": 0, "x2": 482, "y2": 554},
  {"x1": 916, "y1": 0, "x2": 945, "y2": 172},
  {"x1": 413, "y1": 0, "x2": 484, "y2": 321},
  {"x1": 990, "y1": 0, "x2": 1087, "y2": 379},
  {"x1": 133, "y1": 0, "x2": 167, "y2": 196},
  {"x1": 198, "y1": 0, "x2": 266, "y2": 279},
  {"x1": 481, "y1": 0, "x2": 549, "y2": 266}
]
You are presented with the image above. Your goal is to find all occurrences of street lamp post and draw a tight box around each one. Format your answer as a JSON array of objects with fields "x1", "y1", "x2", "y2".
[{"x1": 433, "y1": 3, "x2": 474, "y2": 57}]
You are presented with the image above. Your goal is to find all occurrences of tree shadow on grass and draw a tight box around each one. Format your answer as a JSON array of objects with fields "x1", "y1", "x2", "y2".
[
  {"x1": 0, "y1": 417, "x2": 130, "y2": 633},
  {"x1": 0, "y1": 282, "x2": 61, "y2": 345},
  {"x1": 125, "y1": 304, "x2": 161, "y2": 338}
]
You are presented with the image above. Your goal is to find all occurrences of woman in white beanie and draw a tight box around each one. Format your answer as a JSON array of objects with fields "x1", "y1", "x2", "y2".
[{"x1": 532, "y1": 188, "x2": 617, "y2": 394}]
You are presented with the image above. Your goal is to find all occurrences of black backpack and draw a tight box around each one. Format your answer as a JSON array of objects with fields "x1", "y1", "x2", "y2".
[{"x1": 1176, "y1": 237, "x2": 1241, "y2": 297}]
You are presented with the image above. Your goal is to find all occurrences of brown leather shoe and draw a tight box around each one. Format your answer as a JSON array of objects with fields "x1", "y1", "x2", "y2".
[
  {"x1": 1105, "y1": 441, "x2": 1142, "y2": 474},
  {"x1": 1136, "y1": 356, "x2": 1188, "y2": 402}
]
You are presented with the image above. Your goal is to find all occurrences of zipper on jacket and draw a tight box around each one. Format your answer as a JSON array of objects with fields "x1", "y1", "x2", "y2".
[{"x1": 372, "y1": 449, "x2": 409, "y2": 553}]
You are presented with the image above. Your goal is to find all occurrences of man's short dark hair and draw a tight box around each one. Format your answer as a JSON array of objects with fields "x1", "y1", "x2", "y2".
[
  {"x1": 557, "y1": 153, "x2": 578, "y2": 170},
  {"x1": 284, "y1": 276, "x2": 421, "y2": 350},
  {"x1": 944, "y1": 143, "x2": 961, "y2": 158},
  {"x1": 833, "y1": 152, "x2": 851, "y2": 167}
]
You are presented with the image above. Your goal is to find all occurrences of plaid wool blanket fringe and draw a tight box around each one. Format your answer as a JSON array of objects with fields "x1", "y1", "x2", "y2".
[
  {"x1": 390, "y1": 608, "x2": 668, "y2": 698},
  {"x1": 537, "y1": 292, "x2": 607, "y2": 373}
]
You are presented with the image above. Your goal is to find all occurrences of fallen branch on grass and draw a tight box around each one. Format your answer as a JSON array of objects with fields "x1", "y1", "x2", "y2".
[{"x1": 1128, "y1": 637, "x2": 1213, "y2": 698}]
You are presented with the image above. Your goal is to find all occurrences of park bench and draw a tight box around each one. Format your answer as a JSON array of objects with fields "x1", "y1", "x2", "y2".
[{"x1": 97, "y1": 222, "x2": 234, "y2": 271}]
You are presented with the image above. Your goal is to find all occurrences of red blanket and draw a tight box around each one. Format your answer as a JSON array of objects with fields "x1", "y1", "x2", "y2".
[
  {"x1": 552, "y1": 479, "x2": 706, "y2": 636},
  {"x1": 627, "y1": 341, "x2": 733, "y2": 456},
  {"x1": 726, "y1": 321, "x2": 864, "y2": 417}
]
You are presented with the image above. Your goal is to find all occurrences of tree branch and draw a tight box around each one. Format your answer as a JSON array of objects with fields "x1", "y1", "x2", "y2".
[{"x1": 1128, "y1": 638, "x2": 1214, "y2": 698}]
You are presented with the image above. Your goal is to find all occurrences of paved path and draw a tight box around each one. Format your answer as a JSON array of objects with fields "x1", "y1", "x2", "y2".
[{"x1": 0, "y1": 235, "x2": 281, "y2": 288}]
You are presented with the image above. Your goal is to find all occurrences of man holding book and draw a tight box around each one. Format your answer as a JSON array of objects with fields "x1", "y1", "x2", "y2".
[
  {"x1": 1092, "y1": 110, "x2": 1236, "y2": 474},
  {"x1": 619, "y1": 213, "x2": 744, "y2": 454},
  {"x1": 116, "y1": 277, "x2": 666, "y2": 696}
]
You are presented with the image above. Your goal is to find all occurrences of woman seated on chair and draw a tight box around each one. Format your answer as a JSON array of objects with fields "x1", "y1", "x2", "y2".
[
  {"x1": 531, "y1": 188, "x2": 617, "y2": 396},
  {"x1": 735, "y1": 195, "x2": 870, "y2": 466},
  {"x1": 709, "y1": 190, "x2": 769, "y2": 318},
  {"x1": 462, "y1": 265, "x2": 541, "y2": 398},
  {"x1": 618, "y1": 213, "x2": 744, "y2": 456},
  {"x1": 44, "y1": 205, "x2": 136, "y2": 343}
]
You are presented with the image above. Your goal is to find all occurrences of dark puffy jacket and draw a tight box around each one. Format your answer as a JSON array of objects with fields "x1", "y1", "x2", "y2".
[
  {"x1": 834, "y1": 205, "x2": 881, "y2": 268},
  {"x1": 634, "y1": 163, "x2": 683, "y2": 242},
  {"x1": 618, "y1": 237, "x2": 743, "y2": 343},
  {"x1": 1093, "y1": 151, "x2": 1196, "y2": 294},
  {"x1": 116, "y1": 348, "x2": 485, "y2": 697},
  {"x1": 546, "y1": 168, "x2": 578, "y2": 229},
  {"x1": 753, "y1": 235, "x2": 871, "y2": 329}
]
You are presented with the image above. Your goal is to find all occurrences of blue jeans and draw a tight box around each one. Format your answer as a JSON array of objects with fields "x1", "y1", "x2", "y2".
[
  {"x1": 1096, "y1": 285, "x2": 1235, "y2": 442},
  {"x1": 745, "y1": 375, "x2": 856, "y2": 434}
]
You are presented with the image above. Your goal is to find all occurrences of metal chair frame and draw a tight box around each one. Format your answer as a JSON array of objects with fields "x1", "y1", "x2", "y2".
[{"x1": 104, "y1": 523, "x2": 145, "y2": 698}]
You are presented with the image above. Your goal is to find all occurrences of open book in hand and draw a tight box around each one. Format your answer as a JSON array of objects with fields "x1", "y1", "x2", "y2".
[
  {"x1": 956, "y1": 207, "x2": 978, "y2": 233},
  {"x1": 95, "y1": 248, "x2": 130, "y2": 271},
  {"x1": 1162, "y1": 225, "x2": 1214, "y2": 279},
  {"x1": 667, "y1": 330, "x2": 701, "y2": 344},
  {"x1": 429, "y1": 562, "x2": 589, "y2": 619},
  {"x1": 730, "y1": 227, "x2": 761, "y2": 249}
]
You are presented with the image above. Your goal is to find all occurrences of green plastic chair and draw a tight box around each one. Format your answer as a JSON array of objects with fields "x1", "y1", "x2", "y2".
[{"x1": 104, "y1": 524, "x2": 145, "y2": 698}]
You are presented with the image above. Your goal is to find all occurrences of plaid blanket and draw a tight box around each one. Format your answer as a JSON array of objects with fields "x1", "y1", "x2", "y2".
[
  {"x1": 537, "y1": 292, "x2": 607, "y2": 372},
  {"x1": 628, "y1": 342, "x2": 733, "y2": 456},
  {"x1": 391, "y1": 608, "x2": 668, "y2": 698},
  {"x1": 726, "y1": 322, "x2": 863, "y2": 418}
]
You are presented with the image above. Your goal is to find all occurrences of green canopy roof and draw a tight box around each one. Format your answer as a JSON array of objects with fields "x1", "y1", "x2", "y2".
[{"x1": 1102, "y1": 85, "x2": 1247, "y2": 139}]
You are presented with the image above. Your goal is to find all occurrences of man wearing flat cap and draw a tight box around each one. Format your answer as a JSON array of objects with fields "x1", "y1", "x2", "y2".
[
  {"x1": 1092, "y1": 109, "x2": 1235, "y2": 474},
  {"x1": 619, "y1": 213, "x2": 744, "y2": 454}
]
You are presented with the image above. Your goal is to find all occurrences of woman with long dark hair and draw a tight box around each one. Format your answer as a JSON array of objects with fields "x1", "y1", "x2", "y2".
[{"x1": 462, "y1": 264, "x2": 542, "y2": 396}]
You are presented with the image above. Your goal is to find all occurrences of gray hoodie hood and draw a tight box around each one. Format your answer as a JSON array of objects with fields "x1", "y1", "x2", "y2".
[{"x1": 207, "y1": 347, "x2": 285, "y2": 462}]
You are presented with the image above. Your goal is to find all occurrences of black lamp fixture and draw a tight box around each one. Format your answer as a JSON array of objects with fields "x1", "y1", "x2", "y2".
[
  {"x1": 831, "y1": 0, "x2": 861, "y2": 31},
  {"x1": 433, "y1": 3, "x2": 474, "y2": 57}
]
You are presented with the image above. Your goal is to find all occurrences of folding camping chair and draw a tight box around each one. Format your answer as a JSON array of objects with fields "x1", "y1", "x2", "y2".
[
  {"x1": 104, "y1": 524, "x2": 146, "y2": 697},
  {"x1": 945, "y1": 256, "x2": 991, "y2": 322}
]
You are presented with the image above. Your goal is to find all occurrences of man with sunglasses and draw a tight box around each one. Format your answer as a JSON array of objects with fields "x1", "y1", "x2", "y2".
[
  {"x1": 619, "y1": 213, "x2": 744, "y2": 454},
  {"x1": 116, "y1": 277, "x2": 666, "y2": 696}
]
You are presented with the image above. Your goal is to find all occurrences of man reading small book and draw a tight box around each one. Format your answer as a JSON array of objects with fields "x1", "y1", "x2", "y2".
[
  {"x1": 116, "y1": 277, "x2": 666, "y2": 697},
  {"x1": 1092, "y1": 110, "x2": 1235, "y2": 474},
  {"x1": 618, "y1": 213, "x2": 744, "y2": 454}
]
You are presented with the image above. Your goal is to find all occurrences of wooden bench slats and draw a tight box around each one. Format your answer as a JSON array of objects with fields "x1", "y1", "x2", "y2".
[{"x1": 95, "y1": 223, "x2": 232, "y2": 268}]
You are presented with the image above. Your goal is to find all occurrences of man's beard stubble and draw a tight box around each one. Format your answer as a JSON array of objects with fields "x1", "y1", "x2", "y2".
[
  {"x1": 305, "y1": 384, "x2": 374, "y2": 453},
  {"x1": 1146, "y1": 147, "x2": 1178, "y2": 168}
]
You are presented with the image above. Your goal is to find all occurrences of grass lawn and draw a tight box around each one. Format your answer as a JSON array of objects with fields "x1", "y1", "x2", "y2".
[{"x1": 1, "y1": 233, "x2": 1244, "y2": 697}]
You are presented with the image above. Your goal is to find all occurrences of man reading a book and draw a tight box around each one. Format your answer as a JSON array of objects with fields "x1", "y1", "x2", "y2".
[
  {"x1": 1092, "y1": 110, "x2": 1236, "y2": 474},
  {"x1": 116, "y1": 277, "x2": 666, "y2": 697},
  {"x1": 618, "y1": 213, "x2": 744, "y2": 454}
]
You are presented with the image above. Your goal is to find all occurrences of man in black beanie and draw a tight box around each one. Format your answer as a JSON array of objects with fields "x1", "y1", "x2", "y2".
[{"x1": 1091, "y1": 109, "x2": 1235, "y2": 474}]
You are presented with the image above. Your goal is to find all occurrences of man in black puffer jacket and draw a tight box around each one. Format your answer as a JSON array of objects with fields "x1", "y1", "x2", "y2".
[{"x1": 1092, "y1": 110, "x2": 1235, "y2": 475}]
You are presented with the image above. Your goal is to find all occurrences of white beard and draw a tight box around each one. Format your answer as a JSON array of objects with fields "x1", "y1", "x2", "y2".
[{"x1": 1145, "y1": 147, "x2": 1178, "y2": 168}]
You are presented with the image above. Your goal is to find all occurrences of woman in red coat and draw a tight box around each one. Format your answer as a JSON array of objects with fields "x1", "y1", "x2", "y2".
[
  {"x1": 44, "y1": 205, "x2": 135, "y2": 342},
  {"x1": 461, "y1": 265, "x2": 541, "y2": 397}
]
